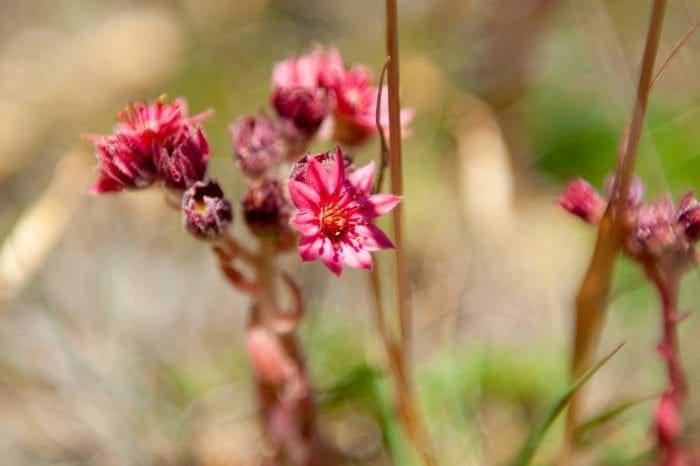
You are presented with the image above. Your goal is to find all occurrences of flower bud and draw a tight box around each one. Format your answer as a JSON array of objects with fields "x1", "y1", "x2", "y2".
[
  {"x1": 230, "y1": 112, "x2": 286, "y2": 177},
  {"x1": 242, "y1": 178, "x2": 292, "y2": 242},
  {"x1": 86, "y1": 134, "x2": 156, "y2": 194},
  {"x1": 272, "y1": 86, "x2": 330, "y2": 138},
  {"x1": 154, "y1": 126, "x2": 210, "y2": 190},
  {"x1": 182, "y1": 180, "x2": 233, "y2": 239},
  {"x1": 558, "y1": 178, "x2": 605, "y2": 224}
]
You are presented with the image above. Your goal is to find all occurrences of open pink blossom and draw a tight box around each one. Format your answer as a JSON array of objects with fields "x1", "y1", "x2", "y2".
[{"x1": 288, "y1": 147, "x2": 400, "y2": 276}]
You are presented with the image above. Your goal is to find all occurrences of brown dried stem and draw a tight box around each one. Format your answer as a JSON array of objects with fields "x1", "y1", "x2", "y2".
[{"x1": 563, "y1": 0, "x2": 668, "y2": 459}]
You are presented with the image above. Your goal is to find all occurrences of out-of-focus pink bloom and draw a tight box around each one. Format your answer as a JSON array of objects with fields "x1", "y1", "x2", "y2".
[
  {"x1": 231, "y1": 112, "x2": 286, "y2": 176},
  {"x1": 86, "y1": 97, "x2": 212, "y2": 194},
  {"x1": 271, "y1": 45, "x2": 413, "y2": 147},
  {"x1": 271, "y1": 47, "x2": 337, "y2": 139},
  {"x1": 329, "y1": 66, "x2": 414, "y2": 146},
  {"x1": 182, "y1": 180, "x2": 233, "y2": 239},
  {"x1": 634, "y1": 196, "x2": 679, "y2": 257},
  {"x1": 154, "y1": 126, "x2": 210, "y2": 190},
  {"x1": 86, "y1": 134, "x2": 156, "y2": 194},
  {"x1": 115, "y1": 97, "x2": 212, "y2": 155},
  {"x1": 272, "y1": 87, "x2": 331, "y2": 138},
  {"x1": 604, "y1": 174, "x2": 645, "y2": 207},
  {"x1": 558, "y1": 178, "x2": 605, "y2": 224},
  {"x1": 287, "y1": 147, "x2": 400, "y2": 276}
]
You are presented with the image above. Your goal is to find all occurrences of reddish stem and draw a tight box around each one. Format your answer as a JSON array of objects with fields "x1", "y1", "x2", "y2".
[{"x1": 643, "y1": 262, "x2": 688, "y2": 466}]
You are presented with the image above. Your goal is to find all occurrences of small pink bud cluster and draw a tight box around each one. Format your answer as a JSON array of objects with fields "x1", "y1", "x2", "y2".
[
  {"x1": 558, "y1": 177, "x2": 700, "y2": 268},
  {"x1": 86, "y1": 97, "x2": 233, "y2": 240},
  {"x1": 86, "y1": 98, "x2": 213, "y2": 194}
]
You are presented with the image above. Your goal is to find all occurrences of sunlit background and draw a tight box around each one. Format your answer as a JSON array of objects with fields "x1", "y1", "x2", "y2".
[{"x1": 1, "y1": 0, "x2": 700, "y2": 464}]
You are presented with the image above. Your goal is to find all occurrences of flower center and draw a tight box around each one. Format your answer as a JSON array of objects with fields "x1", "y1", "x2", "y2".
[{"x1": 321, "y1": 204, "x2": 348, "y2": 240}]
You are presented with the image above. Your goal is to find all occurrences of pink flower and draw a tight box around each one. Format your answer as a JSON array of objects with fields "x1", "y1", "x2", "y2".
[
  {"x1": 182, "y1": 180, "x2": 233, "y2": 239},
  {"x1": 271, "y1": 45, "x2": 414, "y2": 147},
  {"x1": 85, "y1": 133, "x2": 157, "y2": 194},
  {"x1": 154, "y1": 126, "x2": 210, "y2": 190},
  {"x1": 115, "y1": 97, "x2": 211, "y2": 155},
  {"x1": 329, "y1": 66, "x2": 414, "y2": 146},
  {"x1": 287, "y1": 147, "x2": 400, "y2": 276},
  {"x1": 86, "y1": 97, "x2": 212, "y2": 194},
  {"x1": 558, "y1": 178, "x2": 605, "y2": 224},
  {"x1": 230, "y1": 111, "x2": 286, "y2": 176},
  {"x1": 271, "y1": 47, "x2": 336, "y2": 139}
]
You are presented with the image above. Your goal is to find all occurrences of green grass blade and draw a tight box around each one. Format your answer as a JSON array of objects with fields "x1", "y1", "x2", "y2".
[
  {"x1": 508, "y1": 342, "x2": 625, "y2": 466},
  {"x1": 575, "y1": 393, "x2": 656, "y2": 443}
]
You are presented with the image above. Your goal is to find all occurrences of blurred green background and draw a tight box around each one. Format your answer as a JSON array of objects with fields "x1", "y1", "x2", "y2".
[{"x1": 0, "y1": 1, "x2": 699, "y2": 464}]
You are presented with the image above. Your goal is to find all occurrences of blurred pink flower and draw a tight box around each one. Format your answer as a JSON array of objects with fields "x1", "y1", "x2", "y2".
[
  {"x1": 85, "y1": 133, "x2": 157, "y2": 194},
  {"x1": 288, "y1": 147, "x2": 400, "y2": 276},
  {"x1": 230, "y1": 111, "x2": 286, "y2": 176},
  {"x1": 115, "y1": 97, "x2": 212, "y2": 154},
  {"x1": 154, "y1": 126, "x2": 210, "y2": 190},
  {"x1": 329, "y1": 66, "x2": 414, "y2": 146},
  {"x1": 558, "y1": 178, "x2": 605, "y2": 224},
  {"x1": 271, "y1": 45, "x2": 413, "y2": 147},
  {"x1": 86, "y1": 97, "x2": 212, "y2": 194},
  {"x1": 271, "y1": 46, "x2": 337, "y2": 138}
]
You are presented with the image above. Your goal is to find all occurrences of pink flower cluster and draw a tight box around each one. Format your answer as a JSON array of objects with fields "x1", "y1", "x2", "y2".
[
  {"x1": 558, "y1": 177, "x2": 700, "y2": 265},
  {"x1": 86, "y1": 97, "x2": 213, "y2": 194},
  {"x1": 87, "y1": 45, "x2": 406, "y2": 275},
  {"x1": 271, "y1": 45, "x2": 413, "y2": 147},
  {"x1": 288, "y1": 147, "x2": 400, "y2": 276}
]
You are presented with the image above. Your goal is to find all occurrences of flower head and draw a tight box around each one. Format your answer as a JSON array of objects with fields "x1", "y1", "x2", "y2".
[
  {"x1": 558, "y1": 178, "x2": 605, "y2": 224},
  {"x1": 115, "y1": 97, "x2": 212, "y2": 155},
  {"x1": 324, "y1": 65, "x2": 413, "y2": 146},
  {"x1": 271, "y1": 47, "x2": 337, "y2": 141},
  {"x1": 154, "y1": 126, "x2": 210, "y2": 191},
  {"x1": 182, "y1": 180, "x2": 233, "y2": 239},
  {"x1": 288, "y1": 147, "x2": 400, "y2": 276},
  {"x1": 271, "y1": 45, "x2": 413, "y2": 147},
  {"x1": 231, "y1": 111, "x2": 286, "y2": 177},
  {"x1": 86, "y1": 96, "x2": 212, "y2": 195}
]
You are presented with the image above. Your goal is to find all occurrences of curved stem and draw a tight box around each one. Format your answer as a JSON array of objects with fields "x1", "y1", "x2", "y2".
[{"x1": 650, "y1": 20, "x2": 700, "y2": 90}]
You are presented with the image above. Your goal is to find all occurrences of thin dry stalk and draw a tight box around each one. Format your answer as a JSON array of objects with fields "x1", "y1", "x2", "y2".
[{"x1": 563, "y1": 0, "x2": 668, "y2": 459}]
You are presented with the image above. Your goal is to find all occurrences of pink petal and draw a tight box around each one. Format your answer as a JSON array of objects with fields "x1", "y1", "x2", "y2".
[
  {"x1": 364, "y1": 194, "x2": 401, "y2": 218},
  {"x1": 290, "y1": 211, "x2": 320, "y2": 236},
  {"x1": 355, "y1": 224, "x2": 395, "y2": 251},
  {"x1": 327, "y1": 147, "x2": 345, "y2": 195},
  {"x1": 288, "y1": 180, "x2": 321, "y2": 211},
  {"x1": 340, "y1": 242, "x2": 372, "y2": 270},
  {"x1": 298, "y1": 235, "x2": 326, "y2": 262},
  {"x1": 86, "y1": 175, "x2": 122, "y2": 195},
  {"x1": 348, "y1": 160, "x2": 375, "y2": 194},
  {"x1": 306, "y1": 159, "x2": 329, "y2": 197},
  {"x1": 320, "y1": 241, "x2": 343, "y2": 277}
]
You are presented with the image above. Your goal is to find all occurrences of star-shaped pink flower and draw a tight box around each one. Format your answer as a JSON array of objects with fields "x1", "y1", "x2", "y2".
[{"x1": 288, "y1": 147, "x2": 400, "y2": 276}]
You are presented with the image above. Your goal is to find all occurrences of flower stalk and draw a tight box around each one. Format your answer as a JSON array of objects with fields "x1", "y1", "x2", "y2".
[
  {"x1": 642, "y1": 262, "x2": 688, "y2": 466},
  {"x1": 564, "y1": 0, "x2": 668, "y2": 457}
]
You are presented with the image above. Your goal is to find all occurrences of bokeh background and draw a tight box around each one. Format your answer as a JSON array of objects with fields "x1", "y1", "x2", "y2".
[{"x1": 1, "y1": 0, "x2": 699, "y2": 464}]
